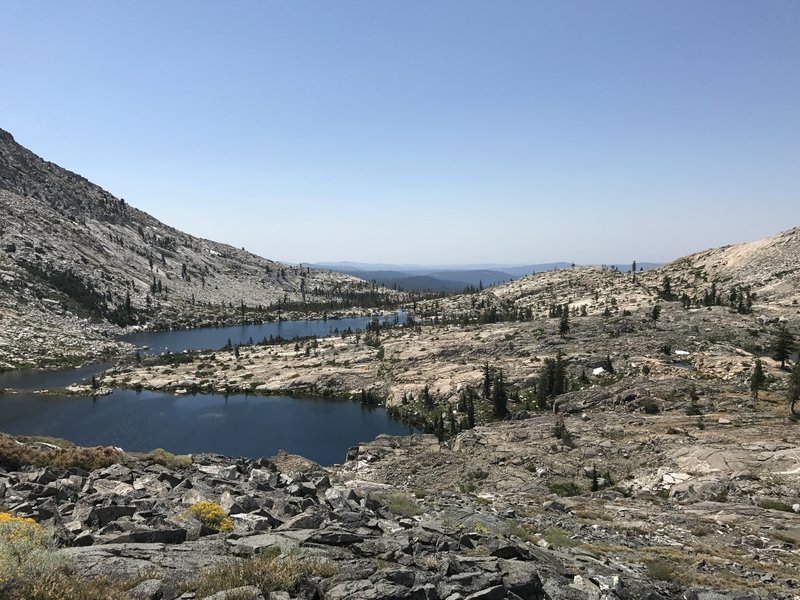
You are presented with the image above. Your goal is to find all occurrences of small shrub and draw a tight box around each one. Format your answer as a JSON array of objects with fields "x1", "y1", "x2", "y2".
[
  {"x1": 380, "y1": 493, "x2": 422, "y2": 517},
  {"x1": 548, "y1": 481, "x2": 582, "y2": 497},
  {"x1": 0, "y1": 513, "x2": 71, "y2": 598},
  {"x1": 644, "y1": 558, "x2": 677, "y2": 582},
  {"x1": 460, "y1": 481, "x2": 477, "y2": 494},
  {"x1": 641, "y1": 398, "x2": 660, "y2": 414},
  {"x1": 466, "y1": 468, "x2": 489, "y2": 481},
  {"x1": 552, "y1": 417, "x2": 572, "y2": 444},
  {"x1": 186, "y1": 502, "x2": 233, "y2": 532},
  {"x1": 771, "y1": 531, "x2": 799, "y2": 546},
  {"x1": 543, "y1": 527, "x2": 578, "y2": 548},
  {"x1": 141, "y1": 448, "x2": 192, "y2": 470},
  {"x1": 471, "y1": 522, "x2": 492, "y2": 535},
  {"x1": 509, "y1": 521, "x2": 537, "y2": 543},
  {"x1": 9, "y1": 571, "x2": 133, "y2": 600},
  {"x1": 758, "y1": 499, "x2": 793, "y2": 512},
  {"x1": 0, "y1": 435, "x2": 124, "y2": 472}
]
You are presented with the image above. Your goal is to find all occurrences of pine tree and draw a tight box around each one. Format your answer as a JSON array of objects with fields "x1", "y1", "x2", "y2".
[
  {"x1": 482, "y1": 363, "x2": 491, "y2": 399},
  {"x1": 773, "y1": 326, "x2": 795, "y2": 370},
  {"x1": 435, "y1": 413, "x2": 445, "y2": 442},
  {"x1": 750, "y1": 358, "x2": 766, "y2": 401},
  {"x1": 422, "y1": 385, "x2": 433, "y2": 409},
  {"x1": 651, "y1": 304, "x2": 662, "y2": 323},
  {"x1": 553, "y1": 351, "x2": 566, "y2": 394},
  {"x1": 538, "y1": 351, "x2": 567, "y2": 408},
  {"x1": 660, "y1": 276, "x2": 673, "y2": 300},
  {"x1": 559, "y1": 305, "x2": 570, "y2": 337},
  {"x1": 491, "y1": 370, "x2": 508, "y2": 419},
  {"x1": 458, "y1": 389, "x2": 468, "y2": 412}
]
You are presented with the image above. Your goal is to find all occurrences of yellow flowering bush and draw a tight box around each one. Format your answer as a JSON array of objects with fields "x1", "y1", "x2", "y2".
[
  {"x1": 186, "y1": 501, "x2": 234, "y2": 532},
  {"x1": 0, "y1": 512, "x2": 61, "y2": 586}
]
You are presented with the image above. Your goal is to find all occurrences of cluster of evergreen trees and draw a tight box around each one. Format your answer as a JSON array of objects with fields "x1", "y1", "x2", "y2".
[
  {"x1": 659, "y1": 276, "x2": 755, "y2": 314},
  {"x1": 750, "y1": 326, "x2": 797, "y2": 413}
]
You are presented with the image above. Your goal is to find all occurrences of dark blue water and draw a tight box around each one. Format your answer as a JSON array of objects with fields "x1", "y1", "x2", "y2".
[
  {"x1": 0, "y1": 312, "x2": 416, "y2": 465},
  {"x1": 0, "y1": 389, "x2": 414, "y2": 465},
  {"x1": 0, "y1": 363, "x2": 113, "y2": 391},
  {"x1": 123, "y1": 312, "x2": 404, "y2": 355}
]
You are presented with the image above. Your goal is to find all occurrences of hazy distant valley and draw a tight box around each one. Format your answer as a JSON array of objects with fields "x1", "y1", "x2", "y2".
[
  {"x1": 312, "y1": 263, "x2": 662, "y2": 294},
  {"x1": 1, "y1": 129, "x2": 800, "y2": 599}
]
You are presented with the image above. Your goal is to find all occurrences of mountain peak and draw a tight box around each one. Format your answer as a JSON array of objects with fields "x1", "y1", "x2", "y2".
[{"x1": 0, "y1": 128, "x2": 391, "y2": 369}]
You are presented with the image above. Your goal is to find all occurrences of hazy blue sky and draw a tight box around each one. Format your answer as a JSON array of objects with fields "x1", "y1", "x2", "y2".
[{"x1": 2, "y1": 1, "x2": 798, "y2": 265}]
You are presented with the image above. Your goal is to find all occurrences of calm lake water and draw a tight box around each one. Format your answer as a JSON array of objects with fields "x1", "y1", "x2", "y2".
[
  {"x1": 122, "y1": 312, "x2": 404, "y2": 355},
  {"x1": 0, "y1": 389, "x2": 415, "y2": 465},
  {"x1": 0, "y1": 313, "x2": 417, "y2": 465}
]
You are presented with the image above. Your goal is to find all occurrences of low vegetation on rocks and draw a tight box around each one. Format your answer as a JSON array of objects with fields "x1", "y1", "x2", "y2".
[
  {"x1": 186, "y1": 501, "x2": 234, "y2": 532},
  {"x1": 0, "y1": 434, "x2": 124, "y2": 472}
]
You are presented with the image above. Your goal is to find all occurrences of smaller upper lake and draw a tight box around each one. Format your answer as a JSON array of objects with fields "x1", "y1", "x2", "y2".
[{"x1": 122, "y1": 312, "x2": 405, "y2": 356}]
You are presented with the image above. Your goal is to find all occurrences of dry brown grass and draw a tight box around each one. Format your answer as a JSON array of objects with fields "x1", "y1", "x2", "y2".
[
  {"x1": 137, "y1": 447, "x2": 192, "y2": 470},
  {"x1": 187, "y1": 549, "x2": 335, "y2": 597},
  {"x1": 0, "y1": 434, "x2": 124, "y2": 471},
  {"x1": 5, "y1": 571, "x2": 136, "y2": 600}
]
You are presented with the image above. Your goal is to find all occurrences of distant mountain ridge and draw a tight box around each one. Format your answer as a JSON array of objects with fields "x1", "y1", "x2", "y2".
[{"x1": 313, "y1": 262, "x2": 661, "y2": 292}]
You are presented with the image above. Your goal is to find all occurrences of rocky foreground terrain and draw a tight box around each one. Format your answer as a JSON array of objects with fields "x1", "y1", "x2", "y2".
[
  {"x1": 3, "y1": 397, "x2": 799, "y2": 600},
  {"x1": 0, "y1": 128, "x2": 399, "y2": 370}
]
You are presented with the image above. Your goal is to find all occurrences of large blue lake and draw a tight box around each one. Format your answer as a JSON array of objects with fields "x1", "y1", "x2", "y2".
[{"x1": 0, "y1": 314, "x2": 417, "y2": 465}]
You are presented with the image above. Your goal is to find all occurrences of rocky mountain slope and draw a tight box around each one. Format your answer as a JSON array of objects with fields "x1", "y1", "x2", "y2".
[
  {"x1": 405, "y1": 226, "x2": 799, "y2": 326},
  {"x1": 0, "y1": 128, "x2": 390, "y2": 370},
  {"x1": 649, "y1": 227, "x2": 800, "y2": 307}
]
